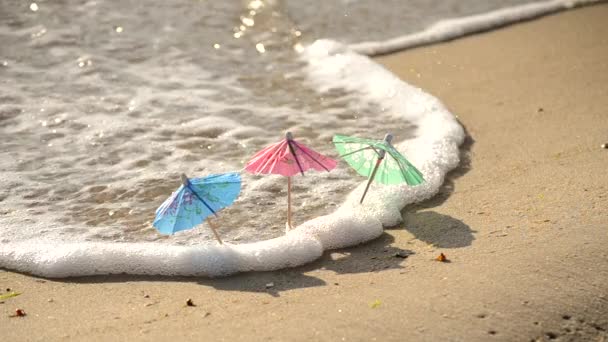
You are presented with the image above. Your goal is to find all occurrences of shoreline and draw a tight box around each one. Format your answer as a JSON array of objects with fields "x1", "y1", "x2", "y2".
[
  {"x1": 350, "y1": 0, "x2": 602, "y2": 56},
  {"x1": 2, "y1": 4, "x2": 608, "y2": 341}
]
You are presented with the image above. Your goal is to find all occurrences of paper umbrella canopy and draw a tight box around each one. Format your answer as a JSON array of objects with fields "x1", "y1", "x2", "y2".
[
  {"x1": 245, "y1": 132, "x2": 337, "y2": 176},
  {"x1": 333, "y1": 133, "x2": 424, "y2": 203},
  {"x1": 153, "y1": 172, "x2": 241, "y2": 241},
  {"x1": 245, "y1": 132, "x2": 337, "y2": 229}
]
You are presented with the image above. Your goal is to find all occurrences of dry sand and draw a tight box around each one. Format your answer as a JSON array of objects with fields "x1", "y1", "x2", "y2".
[{"x1": 2, "y1": 4, "x2": 608, "y2": 341}]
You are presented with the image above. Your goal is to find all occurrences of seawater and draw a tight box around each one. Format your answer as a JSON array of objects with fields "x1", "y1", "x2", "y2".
[{"x1": 0, "y1": 0, "x2": 593, "y2": 277}]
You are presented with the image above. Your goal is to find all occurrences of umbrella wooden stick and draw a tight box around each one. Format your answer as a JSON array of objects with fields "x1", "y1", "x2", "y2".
[
  {"x1": 206, "y1": 218, "x2": 223, "y2": 244},
  {"x1": 287, "y1": 176, "x2": 293, "y2": 229},
  {"x1": 360, "y1": 134, "x2": 392, "y2": 204},
  {"x1": 360, "y1": 158, "x2": 383, "y2": 204}
]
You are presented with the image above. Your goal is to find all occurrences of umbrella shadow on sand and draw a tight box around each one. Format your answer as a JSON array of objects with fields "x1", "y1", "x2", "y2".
[
  {"x1": 46, "y1": 215, "x2": 467, "y2": 297},
  {"x1": 196, "y1": 272, "x2": 327, "y2": 298},
  {"x1": 45, "y1": 270, "x2": 327, "y2": 298},
  {"x1": 43, "y1": 235, "x2": 410, "y2": 298},
  {"x1": 389, "y1": 128, "x2": 476, "y2": 248},
  {"x1": 397, "y1": 210, "x2": 476, "y2": 248},
  {"x1": 197, "y1": 234, "x2": 412, "y2": 297},
  {"x1": 301, "y1": 233, "x2": 413, "y2": 275}
]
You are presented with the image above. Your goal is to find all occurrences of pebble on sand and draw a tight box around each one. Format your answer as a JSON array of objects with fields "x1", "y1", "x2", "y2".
[
  {"x1": 10, "y1": 308, "x2": 26, "y2": 317},
  {"x1": 394, "y1": 251, "x2": 410, "y2": 259},
  {"x1": 436, "y1": 253, "x2": 449, "y2": 262}
]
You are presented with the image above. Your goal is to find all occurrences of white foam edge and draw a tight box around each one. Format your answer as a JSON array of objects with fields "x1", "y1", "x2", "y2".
[
  {"x1": 350, "y1": 0, "x2": 601, "y2": 56},
  {"x1": 0, "y1": 40, "x2": 464, "y2": 278}
]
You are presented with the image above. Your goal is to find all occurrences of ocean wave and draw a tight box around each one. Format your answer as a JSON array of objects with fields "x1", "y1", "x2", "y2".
[
  {"x1": 349, "y1": 0, "x2": 601, "y2": 56},
  {"x1": 0, "y1": 40, "x2": 464, "y2": 277}
]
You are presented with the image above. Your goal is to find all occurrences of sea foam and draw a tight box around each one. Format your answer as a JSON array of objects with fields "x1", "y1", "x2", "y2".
[
  {"x1": 0, "y1": 40, "x2": 464, "y2": 277},
  {"x1": 3, "y1": 0, "x2": 597, "y2": 277}
]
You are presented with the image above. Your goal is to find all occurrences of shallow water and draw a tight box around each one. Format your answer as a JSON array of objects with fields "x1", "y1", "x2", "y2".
[
  {"x1": 0, "y1": 0, "x2": 421, "y2": 245},
  {"x1": 0, "y1": 0, "x2": 543, "y2": 246},
  {"x1": 2, "y1": 0, "x2": 592, "y2": 277}
]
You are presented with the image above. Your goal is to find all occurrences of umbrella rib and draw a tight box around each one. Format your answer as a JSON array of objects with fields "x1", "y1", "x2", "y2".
[
  {"x1": 247, "y1": 149, "x2": 268, "y2": 165},
  {"x1": 170, "y1": 191, "x2": 190, "y2": 231},
  {"x1": 256, "y1": 141, "x2": 286, "y2": 175},
  {"x1": 249, "y1": 146, "x2": 277, "y2": 173},
  {"x1": 267, "y1": 140, "x2": 288, "y2": 175},
  {"x1": 334, "y1": 139, "x2": 378, "y2": 146},
  {"x1": 334, "y1": 141, "x2": 369, "y2": 145},
  {"x1": 370, "y1": 146, "x2": 383, "y2": 158},
  {"x1": 338, "y1": 146, "x2": 373, "y2": 158},
  {"x1": 192, "y1": 173, "x2": 240, "y2": 186},
  {"x1": 292, "y1": 141, "x2": 330, "y2": 172},
  {"x1": 392, "y1": 154, "x2": 410, "y2": 183},
  {"x1": 156, "y1": 188, "x2": 179, "y2": 217},
  {"x1": 248, "y1": 144, "x2": 278, "y2": 165},
  {"x1": 390, "y1": 149, "x2": 421, "y2": 184},
  {"x1": 288, "y1": 140, "x2": 305, "y2": 176},
  {"x1": 186, "y1": 185, "x2": 218, "y2": 217}
]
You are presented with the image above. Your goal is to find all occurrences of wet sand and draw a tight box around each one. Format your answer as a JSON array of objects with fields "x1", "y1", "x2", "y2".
[{"x1": 2, "y1": 4, "x2": 608, "y2": 341}]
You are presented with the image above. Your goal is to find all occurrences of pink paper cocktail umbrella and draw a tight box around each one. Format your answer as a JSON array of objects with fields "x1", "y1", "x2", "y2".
[{"x1": 245, "y1": 132, "x2": 337, "y2": 229}]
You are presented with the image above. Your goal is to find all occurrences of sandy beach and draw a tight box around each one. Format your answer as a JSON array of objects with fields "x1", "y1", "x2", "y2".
[{"x1": 2, "y1": 4, "x2": 608, "y2": 341}]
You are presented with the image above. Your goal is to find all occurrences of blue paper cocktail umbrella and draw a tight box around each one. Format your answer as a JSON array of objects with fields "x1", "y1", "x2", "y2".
[{"x1": 153, "y1": 172, "x2": 241, "y2": 244}]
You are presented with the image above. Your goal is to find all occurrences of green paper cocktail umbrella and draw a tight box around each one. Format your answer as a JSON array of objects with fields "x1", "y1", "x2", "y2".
[{"x1": 333, "y1": 133, "x2": 424, "y2": 204}]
